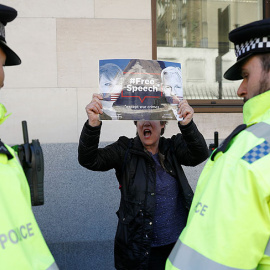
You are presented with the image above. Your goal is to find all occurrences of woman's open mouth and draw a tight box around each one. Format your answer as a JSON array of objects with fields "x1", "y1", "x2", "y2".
[{"x1": 144, "y1": 129, "x2": 152, "y2": 138}]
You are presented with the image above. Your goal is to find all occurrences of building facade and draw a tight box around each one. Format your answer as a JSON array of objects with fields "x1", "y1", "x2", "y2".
[{"x1": 0, "y1": 0, "x2": 264, "y2": 144}]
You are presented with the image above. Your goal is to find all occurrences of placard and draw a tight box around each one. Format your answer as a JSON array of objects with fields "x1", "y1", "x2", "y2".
[{"x1": 99, "y1": 59, "x2": 183, "y2": 121}]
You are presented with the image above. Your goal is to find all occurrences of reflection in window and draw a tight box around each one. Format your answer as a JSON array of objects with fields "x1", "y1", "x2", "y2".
[{"x1": 156, "y1": 0, "x2": 262, "y2": 100}]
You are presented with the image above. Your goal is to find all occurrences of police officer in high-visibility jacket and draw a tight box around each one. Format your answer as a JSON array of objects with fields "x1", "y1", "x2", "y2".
[
  {"x1": 166, "y1": 18, "x2": 270, "y2": 270},
  {"x1": 0, "y1": 4, "x2": 58, "y2": 270}
]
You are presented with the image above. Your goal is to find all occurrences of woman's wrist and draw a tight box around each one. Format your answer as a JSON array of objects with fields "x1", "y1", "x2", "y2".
[{"x1": 88, "y1": 119, "x2": 101, "y2": 127}]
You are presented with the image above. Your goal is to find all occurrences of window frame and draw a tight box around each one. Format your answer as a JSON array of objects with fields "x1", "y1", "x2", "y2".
[{"x1": 151, "y1": 0, "x2": 268, "y2": 113}]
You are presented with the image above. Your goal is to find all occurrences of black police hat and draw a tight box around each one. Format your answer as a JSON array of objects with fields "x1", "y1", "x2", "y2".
[
  {"x1": 0, "y1": 4, "x2": 21, "y2": 66},
  {"x1": 224, "y1": 18, "x2": 270, "y2": 80}
]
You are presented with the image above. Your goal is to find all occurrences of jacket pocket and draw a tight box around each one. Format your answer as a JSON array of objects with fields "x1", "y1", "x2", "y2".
[
  {"x1": 115, "y1": 209, "x2": 145, "y2": 269},
  {"x1": 115, "y1": 207, "x2": 143, "y2": 246}
]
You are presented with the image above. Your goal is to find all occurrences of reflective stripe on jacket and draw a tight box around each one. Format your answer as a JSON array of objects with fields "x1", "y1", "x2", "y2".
[
  {"x1": 166, "y1": 91, "x2": 270, "y2": 270},
  {"x1": 0, "y1": 143, "x2": 58, "y2": 270}
]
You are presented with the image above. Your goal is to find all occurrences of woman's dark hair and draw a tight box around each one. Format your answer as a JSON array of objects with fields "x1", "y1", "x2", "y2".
[{"x1": 134, "y1": 121, "x2": 167, "y2": 136}]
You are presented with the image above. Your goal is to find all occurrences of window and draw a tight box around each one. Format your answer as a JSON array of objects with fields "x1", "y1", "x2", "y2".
[{"x1": 153, "y1": 0, "x2": 264, "y2": 112}]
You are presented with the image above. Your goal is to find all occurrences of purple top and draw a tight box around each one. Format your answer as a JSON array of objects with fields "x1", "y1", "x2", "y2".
[{"x1": 151, "y1": 153, "x2": 188, "y2": 247}]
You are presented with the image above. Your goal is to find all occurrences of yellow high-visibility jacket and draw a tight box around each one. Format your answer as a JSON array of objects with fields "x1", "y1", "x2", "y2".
[
  {"x1": 0, "y1": 142, "x2": 58, "y2": 270},
  {"x1": 166, "y1": 90, "x2": 270, "y2": 270}
]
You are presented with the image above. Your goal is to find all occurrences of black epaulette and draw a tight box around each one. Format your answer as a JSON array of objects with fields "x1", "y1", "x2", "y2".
[
  {"x1": 211, "y1": 124, "x2": 247, "y2": 161},
  {"x1": 0, "y1": 140, "x2": 13, "y2": 160}
]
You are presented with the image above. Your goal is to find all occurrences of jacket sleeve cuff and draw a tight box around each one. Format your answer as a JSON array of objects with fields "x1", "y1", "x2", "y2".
[
  {"x1": 178, "y1": 119, "x2": 194, "y2": 131},
  {"x1": 84, "y1": 120, "x2": 102, "y2": 132},
  {"x1": 79, "y1": 120, "x2": 102, "y2": 148},
  {"x1": 177, "y1": 119, "x2": 202, "y2": 141}
]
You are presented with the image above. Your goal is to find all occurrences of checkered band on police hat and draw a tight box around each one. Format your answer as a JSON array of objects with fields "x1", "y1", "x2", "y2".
[
  {"x1": 235, "y1": 36, "x2": 270, "y2": 60},
  {"x1": 224, "y1": 18, "x2": 270, "y2": 80},
  {"x1": 229, "y1": 18, "x2": 270, "y2": 60}
]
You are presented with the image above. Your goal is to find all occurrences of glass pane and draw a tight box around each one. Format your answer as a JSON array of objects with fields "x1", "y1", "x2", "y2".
[{"x1": 156, "y1": 0, "x2": 263, "y2": 99}]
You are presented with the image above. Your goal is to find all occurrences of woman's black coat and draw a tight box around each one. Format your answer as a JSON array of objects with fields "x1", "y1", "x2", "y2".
[{"x1": 78, "y1": 120, "x2": 209, "y2": 270}]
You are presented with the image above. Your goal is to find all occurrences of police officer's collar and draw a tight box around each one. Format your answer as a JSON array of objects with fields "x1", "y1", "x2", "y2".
[
  {"x1": 243, "y1": 90, "x2": 270, "y2": 126},
  {"x1": 211, "y1": 124, "x2": 247, "y2": 161}
]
